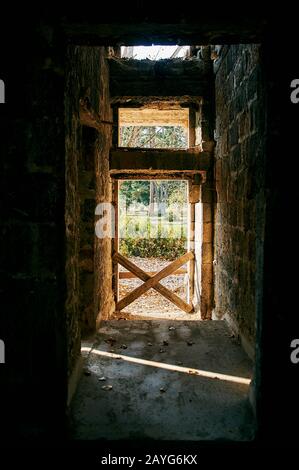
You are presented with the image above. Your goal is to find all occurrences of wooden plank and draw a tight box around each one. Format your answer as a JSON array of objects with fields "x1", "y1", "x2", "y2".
[
  {"x1": 119, "y1": 108, "x2": 189, "y2": 128},
  {"x1": 110, "y1": 149, "x2": 211, "y2": 173},
  {"x1": 115, "y1": 253, "x2": 193, "y2": 313},
  {"x1": 188, "y1": 202, "x2": 196, "y2": 303},
  {"x1": 116, "y1": 251, "x2": 193, "y2": 311},
  {"x1": 119, "y1": 268, "x2": 187, "y2": 279}
]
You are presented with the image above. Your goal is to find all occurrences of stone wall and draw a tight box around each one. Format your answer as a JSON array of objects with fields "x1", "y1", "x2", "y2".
[
  {"x1": 65, "y1": 46, "x2": 114, "y2": 361},
  {"x1": 94, "y1": 52, "x2": 115, "y2": 326},
  {"x1": 214, "y1": 45, "x2": 266, "y2": 355}
]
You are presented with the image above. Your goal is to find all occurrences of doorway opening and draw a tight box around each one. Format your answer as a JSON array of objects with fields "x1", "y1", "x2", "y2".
[
  {"x1": 67, "y1": 41, "x2": 262, "y2": 442},
  {"x1": 120, "y1": 45, "x2": 190, "y2": 60},
  {"x1": 114, "y1": 179, "x2": 200, "y2": 320}
]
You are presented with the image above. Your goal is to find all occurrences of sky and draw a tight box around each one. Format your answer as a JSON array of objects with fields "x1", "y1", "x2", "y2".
[{"x1": 121, "y1": 45, "x2": 189, "y2": 60}]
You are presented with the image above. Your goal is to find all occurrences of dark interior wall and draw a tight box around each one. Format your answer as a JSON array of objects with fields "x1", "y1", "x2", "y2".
[
  {"x1": 256, "y1": 32, "x2": 299, "y2": 445},
  {"x1": 213, "y1": 44, "x2": 266, "y2": 356},
  {"x1": 78, "y1": 126, "x2": 97, "y2": 334},
  {"x1": 0, "y1": 22, "x2": 67, "y2": 439}
]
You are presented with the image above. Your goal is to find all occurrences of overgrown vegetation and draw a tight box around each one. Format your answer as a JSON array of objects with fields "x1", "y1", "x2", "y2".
[
  {"x1": 119, "y1": 180, "x2": 188, "y2": 259},
  {"x1": 119, "y1": 125, "x2": 187, "y2": 149},
  {"x1": 119, "y1": 237, "x2": 187, "y2": 260}
]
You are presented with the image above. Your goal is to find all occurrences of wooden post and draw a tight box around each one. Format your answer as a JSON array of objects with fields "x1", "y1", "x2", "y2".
[{"x1": 188, "y1": 180, "x2": 200, "y2": 304}]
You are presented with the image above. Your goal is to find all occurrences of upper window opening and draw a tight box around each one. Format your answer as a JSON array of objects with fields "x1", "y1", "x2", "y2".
[
  {"x1": 118, "y1": 107, "x2": 189, "y2": 149},
  {"x1": 120, "y1": 45, "x2": 190, "y2": 60}
]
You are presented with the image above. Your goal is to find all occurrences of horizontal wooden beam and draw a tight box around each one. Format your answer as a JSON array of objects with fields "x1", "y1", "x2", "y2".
[
  {"x1": 111, "y1": 97, "x2": 202, "y2": 106},
  {"x1": 109, "y1": 58, "x2": 212, "y2": 97},
  {"x1": 119, "y1": 108, "x2": 189, "y2": 128},
  {"x1": 110, "y1": 149, "x2": 211, "y2": 173},
  {"x1": 119, "y1": 268, "x2": 187, "y2": 279}
]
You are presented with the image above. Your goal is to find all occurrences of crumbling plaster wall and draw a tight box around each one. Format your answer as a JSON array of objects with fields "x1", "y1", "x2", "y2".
[{"x1": 213, "y1": 44, "x2": 266, "y2": 357}]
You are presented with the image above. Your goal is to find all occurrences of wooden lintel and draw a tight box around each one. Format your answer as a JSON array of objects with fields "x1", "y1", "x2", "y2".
[
  {"x1": 109, "y1": 172, "x2": 206, "y2": 180},
  {"x1": 110, "y1": 149, "x2": 211, "y2": 173}
]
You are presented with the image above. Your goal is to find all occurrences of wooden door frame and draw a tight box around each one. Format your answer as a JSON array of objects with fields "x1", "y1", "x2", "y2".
[{"x1": 112, "y1": 175, "x2": 200, "y2": 313}]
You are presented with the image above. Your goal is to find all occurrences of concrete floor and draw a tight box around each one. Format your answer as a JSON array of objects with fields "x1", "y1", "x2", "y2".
[{"x1": 70, "y1": 320, "x2": 255, "y2": 441}]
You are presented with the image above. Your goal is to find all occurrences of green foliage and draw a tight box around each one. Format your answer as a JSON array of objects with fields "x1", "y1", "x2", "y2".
[
  {"x1": 119, "y1": 180, "x2": 187, "y2": 213},
  {"x1": 119, "y1": 214, "x2": 187, "y2": 239},
  {"x1": 118, "y1": 180, "x2": 188, "y2": 260},
  {"x1": 119, "y1": 181, "x2": 150, "y2": 208},
  {"x1": 120, "y1": 125, "x2": 187, "y2": 149},
  {"x1": 119, "y1": 237, "x2": 187, "y2": 260}
]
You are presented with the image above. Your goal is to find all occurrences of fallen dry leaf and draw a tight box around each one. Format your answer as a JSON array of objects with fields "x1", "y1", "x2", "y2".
[{"x1": 101, "y1": 385, "x2": 113, "y2": 391}]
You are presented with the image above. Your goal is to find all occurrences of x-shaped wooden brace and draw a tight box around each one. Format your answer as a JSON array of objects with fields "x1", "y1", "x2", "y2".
[{"x1": 114, "y1": 251, "x2": 194, "y2": 313}]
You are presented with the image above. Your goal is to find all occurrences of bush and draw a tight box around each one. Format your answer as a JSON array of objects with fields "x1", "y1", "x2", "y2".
[{"x1": 119, "y1": 237, "x2": 187, "y2": 260}]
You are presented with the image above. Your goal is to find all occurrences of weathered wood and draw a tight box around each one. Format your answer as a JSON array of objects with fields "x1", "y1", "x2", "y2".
[
  {"x1": 110, "y1": 149, "x2": 211, "y2": 173},
  {"x1": 116, "y1": 251, "x2": 194, "y2": 311},
  {"x1": 119, "y1": 268, "x2": 187, "y2": 279},
  {"x1": 188, "y1": 201, "x2": 196, "y2": 303},
  {"x1": 111, "y1": 97, "x2": 202, "y2": 106},
  {"x1": 110, "y1": 172, "x2": 205, "y2": 181},
  {"x1": 119, "y1": 107, "x2": 189, "y2": 128},
  {"x1": 115, "y1": 253, "x2": 193, "y2": 313}
]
